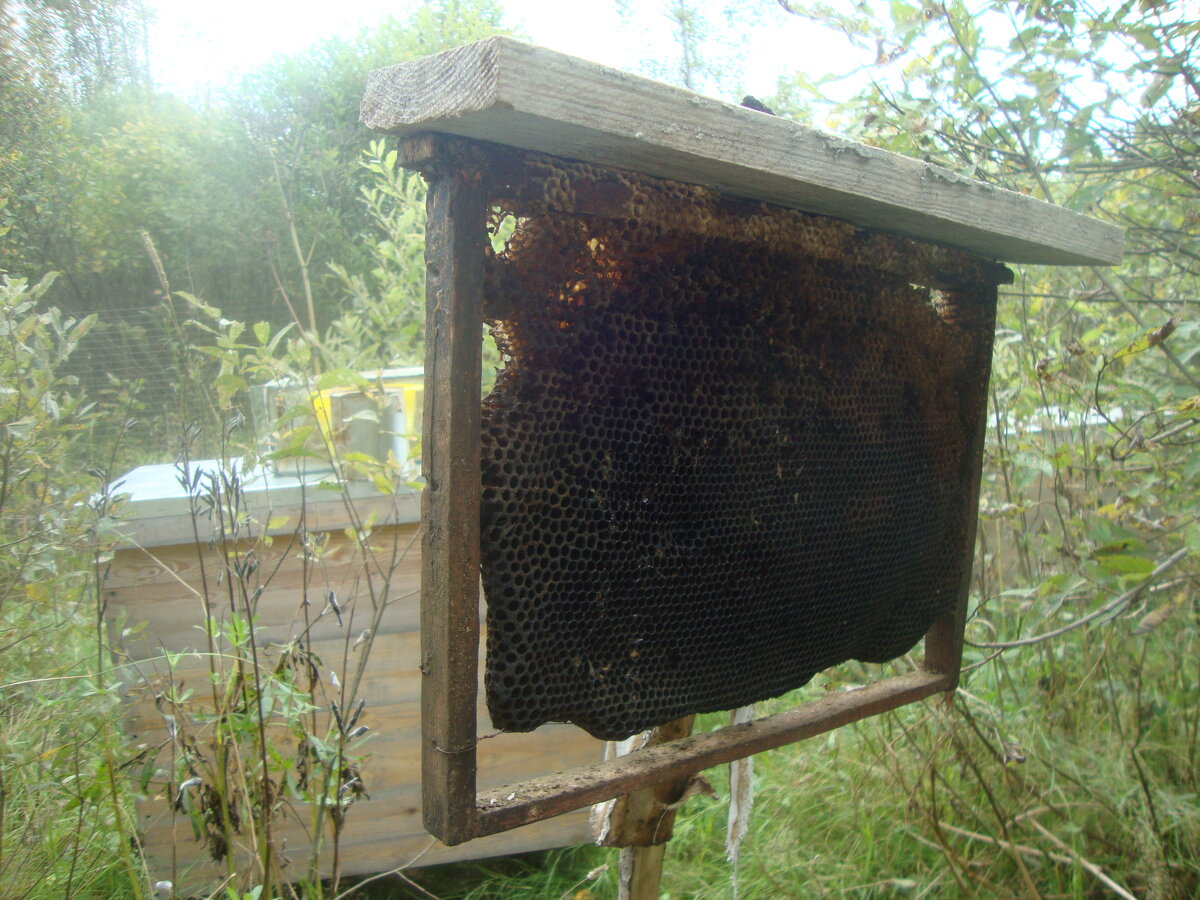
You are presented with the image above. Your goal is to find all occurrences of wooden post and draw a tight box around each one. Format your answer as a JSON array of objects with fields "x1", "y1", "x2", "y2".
[
  {"x1": 619, "y1": 846, "x2": 668, "y2": 900},
  {"x1": 601, "y1": 717, "x2": 697, "y2": 900},
  {"x1": 410, "y1": 135, "x2": 488, "y2": 846}
]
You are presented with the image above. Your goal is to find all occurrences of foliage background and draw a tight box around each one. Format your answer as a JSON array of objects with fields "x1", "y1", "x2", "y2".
[{"x1": 1, "y1": 0, "x2": 1197, "y2": 897}]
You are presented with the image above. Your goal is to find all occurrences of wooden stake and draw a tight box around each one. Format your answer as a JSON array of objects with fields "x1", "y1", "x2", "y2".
[
  {"x1": 619, "y1": 844, "x2": 668, "y2": 900},
  {"x1": 601, "y1": 717, "x2": 696, "y2": 900}
]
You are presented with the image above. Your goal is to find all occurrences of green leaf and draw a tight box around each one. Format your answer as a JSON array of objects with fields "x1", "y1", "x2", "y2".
[
  {"x1": 1094, "y1": 537, "x2": 1144, "y2": 555},
  {"x1": 1170, "y1": 395, "x2": 1200, "y2": 413},
  {"x1": 1111, "y1": 316, "x2": 1180, "y2": 363},
  {"x1": 1095, "y1": 554, "x2": 1154, "y2": 576},
  {"x1": 1185, "y1": 524, "x2": 1200, "y2": 560},
  {"x1": 176, "y1": 291, "x2": 221, "y2": 320},
  {"x1": 213, "y1": 373, "x2": 247, "y2": 407},
  {"x1": 316, "y1": 368, "x2": 359, "y2": 391},
  {"x1": 267, "y1": 444, "x2": 323, "y2": 462}
]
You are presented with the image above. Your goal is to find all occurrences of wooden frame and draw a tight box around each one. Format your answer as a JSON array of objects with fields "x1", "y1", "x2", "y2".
[
  {"x1": 407, "y1": 132, "x2": 989, "y2": 847},
  {"x1": 362, "y1": 39, "x2": 1119, "y2": 848}
]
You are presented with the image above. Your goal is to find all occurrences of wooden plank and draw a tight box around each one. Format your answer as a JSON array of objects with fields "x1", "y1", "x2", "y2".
[
  {"x1": 104, "y1": 583, "x2": 420, "y2": 650},
  {"x1": 475, "y1": 670, "x2": 952, "y2": 836},
  {"x1": 105, "y1": 523, "x2": 421, "y2": 590},
  {"x1": 105, "y1": 528, "x2": 422, "y2": 651},
  {"x1": 415, "y1": 139, "x2": 489, "y2": 845},
  {"x1": 362, "y1": 37, "x2": 1123, "y2": 267},
  {"x1": 114, "y1": 547, "x2": 604, "y2": 897},
  {"x1": 122, "y1": 631, "x2": 607, "y2": 746},
  {"x1": 109, "y1": 516, "x2": 606, "y2": 888},
  {"x1": 604, "y1": 717, "x2": 697, "y2": 900},
  {"x1": 137, "y1": 801, "x2": 594, "y2": 896},
  {"x1": 621, "y1": 845, "x2": 668, "y2": 900}
]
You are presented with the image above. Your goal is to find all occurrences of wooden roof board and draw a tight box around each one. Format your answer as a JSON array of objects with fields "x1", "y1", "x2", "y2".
[{"x1": 361, "y1": 37, "x2": 1123, "y2": 267}]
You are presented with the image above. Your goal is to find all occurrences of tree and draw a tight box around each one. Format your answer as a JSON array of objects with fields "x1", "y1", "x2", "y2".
[
  {"x1": 0, "y1": 0, "x2": 149, "y2": 276},
  {"x1": 614, "y1": 0, "x2": 767, "y2": 97},
  {"x1": 218, "y1": 0, "x2": 518, "y2": 339},
  {"x1": 0, "y1": 0, "x2": 515, "y2": 425}
]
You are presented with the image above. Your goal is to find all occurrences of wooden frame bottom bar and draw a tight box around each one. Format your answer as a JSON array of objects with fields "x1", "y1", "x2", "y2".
[{"x1": 474, "y1": 669, "x2": 953, "y2": 838}]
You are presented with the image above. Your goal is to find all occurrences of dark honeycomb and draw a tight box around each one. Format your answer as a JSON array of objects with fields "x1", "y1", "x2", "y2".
[{"x1": 475, "y1": 148, "x2": 1006, "y2": 740}]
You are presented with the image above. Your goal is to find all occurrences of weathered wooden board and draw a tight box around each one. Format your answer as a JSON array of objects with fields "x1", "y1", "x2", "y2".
[
  {"x1": 108, "y1": 459, "x2": 421, "y2": 550},
  {"x1": 361, "y1": 37, "x2": 1123, "y2": 267},
  {"x1": 105, "y1": 525, "x2": 423, "y2": 647},
  {"x1": 128, "y1": 672, "x2": 597, "y2": 894},
  {"x1": 417, "y1": 151, "x2": 490, "y2": 844},
  {"x1": 475, "y1": 670, "x2": 952, "y2": 837}
]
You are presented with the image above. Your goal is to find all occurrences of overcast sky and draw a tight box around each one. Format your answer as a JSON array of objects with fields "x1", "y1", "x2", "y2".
[{"x1": 143, "y1": 0, "x2": 866, "y2": 105}]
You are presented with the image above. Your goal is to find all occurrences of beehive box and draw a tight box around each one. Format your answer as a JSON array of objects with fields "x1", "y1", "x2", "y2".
[{"x1": 104, "y1": 460, "x2": 603, "y2": 893}]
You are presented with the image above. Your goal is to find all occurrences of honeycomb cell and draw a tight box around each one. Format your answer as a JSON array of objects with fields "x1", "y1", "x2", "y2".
[{"x1": 475, "y1": 148, "x2": 1005, "y2": 740}]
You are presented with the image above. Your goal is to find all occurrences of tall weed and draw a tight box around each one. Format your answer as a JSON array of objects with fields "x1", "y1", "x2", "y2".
[{"x1": 0, "y1": 273, "x2": 145, "y2": 898}]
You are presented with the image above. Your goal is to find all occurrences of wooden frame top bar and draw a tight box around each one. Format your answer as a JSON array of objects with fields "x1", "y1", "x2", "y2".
[{"x1": 362, "y1": 37, "x2": 1123, "y2": 267}]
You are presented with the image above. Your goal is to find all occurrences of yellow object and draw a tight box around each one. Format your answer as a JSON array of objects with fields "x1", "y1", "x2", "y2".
[
  {"x1": 260, "y1": 367, "x2": 424, "y2": 479},
  {"x1": 309, "y1": 367, "x2": 424, "y2": 447}
]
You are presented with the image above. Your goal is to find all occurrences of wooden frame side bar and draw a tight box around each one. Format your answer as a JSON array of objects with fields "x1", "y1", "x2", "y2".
[
  {"x1": 419, "y1": 150, "x2": 488, "y2": 845},
  {"x1": 474, "y1": 670, "x2": 953, "y2": 837},
  {"x1": 923, "y1": 283, "x2": 998, "y2": 681}
]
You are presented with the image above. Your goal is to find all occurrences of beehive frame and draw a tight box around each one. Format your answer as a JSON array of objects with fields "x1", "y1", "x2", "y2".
[
  {"x1": 362, "y1": 38, "x2": 1122, "y2": 847},
  {"x1": 407, "y1": 132, "x2": 988, "y2": 845}
]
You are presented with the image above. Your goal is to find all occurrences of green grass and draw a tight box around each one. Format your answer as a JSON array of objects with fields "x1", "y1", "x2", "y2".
[
  {"x1": 0, "y1": 604, "x2": 147, "y2": 899},
  {"x1": 5, "y1": 513, "x2": 1196, "y2": 900},
  {"x1": 338, "y1": 625, "x2": 1199, "y2": 900}
]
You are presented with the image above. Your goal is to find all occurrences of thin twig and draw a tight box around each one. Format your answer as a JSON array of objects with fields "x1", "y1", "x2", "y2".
[
  {"x1": 1025, "y1": 820, "x2": 1138, "y2": 900},
  {"x1": 959, "y1": 648, "x2": 1005, "y2": 674},
  {"x1": 937, "y1": 821, "x2": 1136, "y2": 900},
  {"x1": 331, "y1": 838, "x2": 439, "y2": 900},
  {"x1": 967, "y1": 547, "x2": 1190, "y2": 649},
  {"x1": 1007, "y1": 803, "x2": 1101, "y2": 828}
]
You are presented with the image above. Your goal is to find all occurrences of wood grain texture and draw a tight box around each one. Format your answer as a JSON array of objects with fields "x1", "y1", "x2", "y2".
[
  {"x1": 475, "y1": 670, "x2": 952, "y2": 836},
  {"x1": 362, "y1": 37, "x2": 1123, "y2": 266},
  {"x1": 601, "y1": 717, "x2": 696, "y2": 848},
  {"x1": 416, "y1": 146, "x2": 489, "y2": 845},
  {"x1": 135, "y1": 799, "x2": 593, "y2": 896},
  {"x1": 104, "y1": 524, "x2": 422, "y2": 650},
  {"x1": 621, "y1": 844, "x2": 668, "y2": 900}
]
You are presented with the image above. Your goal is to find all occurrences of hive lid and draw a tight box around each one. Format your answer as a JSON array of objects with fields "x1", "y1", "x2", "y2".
[
  {"x1": 107, "y1": 460, "x2": 419, "y2": 548},
  {"x1": 362, "y1": 37, "x2": 1122, "y2": 267}
]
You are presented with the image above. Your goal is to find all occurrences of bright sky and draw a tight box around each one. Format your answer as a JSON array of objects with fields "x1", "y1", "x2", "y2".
[{"x1": 144, "y1": 0, "x2": 867, "y2": 105}]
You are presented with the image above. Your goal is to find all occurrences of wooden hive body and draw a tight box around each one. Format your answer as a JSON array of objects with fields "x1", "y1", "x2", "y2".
[{"x1": 105, "y1": 462, "x2": 603, "y2": 893}]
